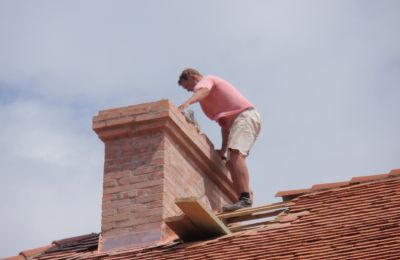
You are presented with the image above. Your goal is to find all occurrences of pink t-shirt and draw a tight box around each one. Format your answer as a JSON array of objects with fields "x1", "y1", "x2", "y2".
[{"x1": 194, "y1": 75, "x2": 254, "y2": 123}]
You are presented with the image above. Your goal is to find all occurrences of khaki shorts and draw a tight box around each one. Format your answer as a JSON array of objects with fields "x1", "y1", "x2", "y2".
[{"x1": 227, "y1": 109, "x2": 261, "y2": 157}]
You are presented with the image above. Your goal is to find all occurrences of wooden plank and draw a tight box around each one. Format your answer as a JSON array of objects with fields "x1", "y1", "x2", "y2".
[
  {"x1": 175, "y1": 197, "x2": 231, "y2": 236},
  {"x1": 217, "y1": 202, "x2": 289, "y2": 219},
  {"x1": 217, "y1": 202, "x2": 288, "y2": 219},
  {"x1": 228, "y1": 220, "x2": 276, "y2": 232},
  {"x1": 225, "y1": 208, "x2": 287, "y2": 224},
  {"x1": 165, "y1": 214, "x2": 209, "y2": 241}
]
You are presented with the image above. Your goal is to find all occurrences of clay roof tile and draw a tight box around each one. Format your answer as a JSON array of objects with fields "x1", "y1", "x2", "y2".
[
  {"x1": 275, "y1": 188, "x2": 311, "y2": 198},
  {"x1": 389, "y1": 168, "x2": 400, "y2": 177},
  {"x1": 20, "y1": 245, "x2": 53, "y2": 258},
  {"x1": 350, "y1": 173, "x2": 390, "y2": 184},
  {"x1": 0, "y1": 256, "x2": 25, "y2": 260},
  {"x1": 311, "y1": 181, "x2": 350, "y2": 191}
]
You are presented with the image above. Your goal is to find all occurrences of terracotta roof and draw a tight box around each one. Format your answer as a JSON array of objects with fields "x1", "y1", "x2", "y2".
[
  {"x1": 1, "y1": 245, "x2": 52, "y2": 260},
  {"x1": 34, "y1": 233, "x2": 98, "y2": 260},
  {"x1": 20, "y1": 245, "x2": 53, "y2": 259},
  {"x1": 1, "y1": 256, "x2": 25, "y2": 260},
  {"x1": 275, "y1": 169, "x2": 400, "y2": 200},
  {"x1": 1, "y1": 233, "x2": 98, "y2": 260},
  {"x1": 6, "y1": 169, "x2": 400, "y2": 259},
  {"x1": 81, "y1": 169, "x2": 400, "y2": 259}
]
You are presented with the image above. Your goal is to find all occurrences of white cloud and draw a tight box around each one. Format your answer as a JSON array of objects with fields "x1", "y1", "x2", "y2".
[
  {"x1": 0, "y1": 99, "x2": 98, "y2": 169},
  {"x1": 0, "y1": 98, "x2": 103, "y2": 256}
]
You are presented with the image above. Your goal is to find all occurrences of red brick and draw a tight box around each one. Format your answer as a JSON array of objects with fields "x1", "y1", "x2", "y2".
[
  {"x1": 133, "y1": 217, "x2": 149, "y2": 226},
  {"x1": 135, "y1": 193, "x2": 162, "y2": 204},
  {"x1": 150, "y1": 158, "x2": 164, "y2": 165},
  {"x1": 116, "y1": 184, "x2": 133, "y2": 193},
  {"x1": 135, "y1": 179, "x2": 163, "y2": 189},
  {"x1": 148, "y1": 214, "x2": 163, "y2": 223},
  {"x1": 92, "y1": 120, "x2": 107, "y2": 130},
  {"x1": 94, "y1": 112, "x2": 114, "y2": 121},
  {"x1": 109, "y1": 199, "x2": 131, "y2": 208},
  {"x1": 150, "y1": 99, "x2": 170, "y2": 111},
  {"x1": 121, "y1": 105, "x2": 151, "y2": 116},
  {"x1": 105, "y1": 116, "x2": 135, "y2": 127},
  {"x1": 117, "y1": 207, "x2": 131, "y2": 214},
  {"x1": 129, "y1": 175, "x2": 148, "y2": 184},
  {"x1": 131, "y1": 203, "x2": 148, "y2": 212},
  {"x1": 104, "y1": 180, "x2": 118, "y2": 188},
  {"x1": 147, "y1": 186, "x2": 163, "y2": 195},
  {"x1": 135, "y1": 111, "x2": 169, "y2": 122},
  {"x1": 105, "y1": 170, "x2": 132, "y2": 180},
  {"x1": 148, "y1": 200, "x2": 163, "y2": 209},
  {"x1": 102, "y1": 193, "x2": 118, "y2": 201},
  {"x1": 134, "y1": 208, "x2": 162, "y2": 219},
  {"x1": 103, "y1": 212, "x2": 130, "y2": 223},
  {"x1": 98, "y1": 107, "x2": 125, "y2": 116},
  {"x1": 102, "y1": 209, "x2": 117, "y2": 217},
  {"x1": 114, "y1": 220, "x2": 135, "y2": 229},
  {"x1": 134, "y1": 222, "x2": 161, "y2": 232},
  {"x1": 97, "y1": 127, "x2": 130, "y2": 140},
  {"x1": 134, "y1": 166, "x2": 157, "y2": 175},
  {"x1": 120, "y1": 190, "x2": 138, "y2": 199},
  {"x1": 102, "y1": 223, "x2": 113, "y2": 232},
  {"x1": 103, "y1": 186, "x2": 122, "y2": 195},
  {"x1": 118, "y1": 177, "x2": 131, "y2": 185},
  {"x1": 105, "y1": 157, "x2": 132, "y2": 167},
  {"x1": 106, "y1": 227, "x2": 132, "y2": 236}
]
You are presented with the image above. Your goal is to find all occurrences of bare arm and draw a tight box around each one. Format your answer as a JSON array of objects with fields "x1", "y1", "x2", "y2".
[{"x1": 178, "y1": 88, "x2": 210, "y2": 111}]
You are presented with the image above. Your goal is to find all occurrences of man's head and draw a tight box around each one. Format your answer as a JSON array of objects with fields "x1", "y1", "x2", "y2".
[{"x1": 178, "y1": 68, "x2": 202, "y2": 91}]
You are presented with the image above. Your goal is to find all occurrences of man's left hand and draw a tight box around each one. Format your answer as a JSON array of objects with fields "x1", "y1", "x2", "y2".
[{"x1": 178, "y1": 102, "x2": 189, "y2": 111}]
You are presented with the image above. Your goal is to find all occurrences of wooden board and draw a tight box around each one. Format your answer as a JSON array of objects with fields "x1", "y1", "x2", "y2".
[
  {"x1": 217, "y1": 202, "x2": 289, "y2": 220},
  {"x1": 165, "y1": 214, "x2": 209, "y2": 241},
  {"x1": 229, "y1": 220, "x2": 275, "y2": 232},
  {"x1": 225, "y1": 208, "x2": 287, "y2": 224},
  {"x1": 175, "y1": 197, "x2": 231, "y2": 237}
]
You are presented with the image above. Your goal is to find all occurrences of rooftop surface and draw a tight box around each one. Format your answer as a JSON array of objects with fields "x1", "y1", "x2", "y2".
[{"x1": 4, "y1": 169, "x2": 400, "y2": 260}]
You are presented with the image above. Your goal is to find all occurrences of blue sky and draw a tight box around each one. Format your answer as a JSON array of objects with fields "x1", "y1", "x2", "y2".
[{"x1": 0, "y1": 0, "x2": 399, "y2": 257}]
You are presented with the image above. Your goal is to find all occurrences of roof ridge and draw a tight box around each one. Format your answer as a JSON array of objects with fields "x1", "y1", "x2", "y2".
[{"x1": 275, "y1": 168, "x2": 400, "y2": 201}]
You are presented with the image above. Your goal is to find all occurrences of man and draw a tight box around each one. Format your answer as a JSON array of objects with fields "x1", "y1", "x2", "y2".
[{"x1": 177, "y1": 68, "x2": 261, "y2": 211}]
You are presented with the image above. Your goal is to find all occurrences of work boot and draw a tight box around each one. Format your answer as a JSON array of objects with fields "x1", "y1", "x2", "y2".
[{"x1": 222, "y1": 198, "x2": 252, "y2": 212}]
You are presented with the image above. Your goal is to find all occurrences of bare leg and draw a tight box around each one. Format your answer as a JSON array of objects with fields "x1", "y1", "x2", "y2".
[
  {"x1": 226, "y1": 160, "x2": 241, "y2": 197},
  {"x1": 227, "y1": 149, "x2": 250, "y2": 196}
]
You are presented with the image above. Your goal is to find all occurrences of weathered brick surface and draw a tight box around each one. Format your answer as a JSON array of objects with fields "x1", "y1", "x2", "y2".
[
  {"x1": 93, "y1": 100, "x2": 236, "y2": 253},
  {"x1": 163, "y1": 134, "x2": 232, "y2": 220}
]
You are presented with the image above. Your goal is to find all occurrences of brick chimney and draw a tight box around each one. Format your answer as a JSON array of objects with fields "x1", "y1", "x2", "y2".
[{"x1": 92, "y1": 99, "x2": 236, "y2": 252}]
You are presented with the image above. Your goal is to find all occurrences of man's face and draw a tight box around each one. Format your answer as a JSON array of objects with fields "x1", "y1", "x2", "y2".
[{"x1": 180, "y1": 77, "x2": 197, "y2": 92}]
